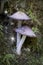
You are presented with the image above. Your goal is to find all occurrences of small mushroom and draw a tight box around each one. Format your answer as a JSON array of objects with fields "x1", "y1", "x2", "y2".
[
  {"x1": 14, "y1": 26, "x2": 36, "y2": 55},
  {"x1": 9, "y1": 11, "x2": 31, "y2": 20},
  {"x1": 9, "y1": 11, "x2": 31, "y2": 48}
]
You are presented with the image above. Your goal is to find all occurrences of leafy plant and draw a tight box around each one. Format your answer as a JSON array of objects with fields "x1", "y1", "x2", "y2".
[
  {"x1": 2, "y1": 54, "x2": 15, "y2": 65},
  {"x1": 27, "y1": 9, "x2": 41, "y2": 26}
]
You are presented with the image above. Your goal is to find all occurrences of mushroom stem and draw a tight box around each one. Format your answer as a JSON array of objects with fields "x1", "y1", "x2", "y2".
[
  {"x1": 18, "y1": 21, "x2": 22, "y2": 27},
  {"x1": 17, "y1": 21, "x2": 22, "y2": 47},
  {"x1": 16, "y1": 35, "x2": 26, "y2": 55}
]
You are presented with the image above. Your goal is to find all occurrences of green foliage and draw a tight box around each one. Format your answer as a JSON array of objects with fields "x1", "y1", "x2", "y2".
[
  {"x1": 0, "y1": 53, "x2": 43, "y2": 65},
  {"x1": 28, "y1": 9, "x2": 41, "y2": 26},
  {"x1": 2, "y1": 54, "x2": 15, "y2": 65},
  {"x1": 3, "y1": 54, "x2": 14, "y2": 61},
  {"x1": 0, "y1": 25, "x2": 4, "y2": 42},
  {"x1": 32, "y1": 27, "x2": 39, "y2": 33}
]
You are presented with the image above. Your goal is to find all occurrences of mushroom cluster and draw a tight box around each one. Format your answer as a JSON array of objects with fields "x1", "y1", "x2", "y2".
[{"x1": 9, "y1": 11, "x2": 36, "y2": 55}]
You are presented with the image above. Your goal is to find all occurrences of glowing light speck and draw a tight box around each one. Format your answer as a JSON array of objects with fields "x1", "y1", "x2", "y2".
[
  {"x1": 11, "y1": 36, "x2": 15, "y2": 41},
  {"x1": 4, "y1": 10, "x2": 8, "y2": 14}
]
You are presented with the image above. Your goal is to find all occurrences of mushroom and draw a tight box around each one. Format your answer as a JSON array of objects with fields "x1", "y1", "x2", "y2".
[
  {"x1": 9, "y1": 11, "x2": 31, "y2": 49},
  {"x1": 14, "y1": 26, "x2": 36, "y2": 55}
]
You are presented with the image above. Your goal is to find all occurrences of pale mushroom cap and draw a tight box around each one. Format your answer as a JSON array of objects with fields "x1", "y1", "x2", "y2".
[
  {"x1": 14, "y1": 26, "x2": 36, "y2": 37},
  {"x1": 9, "y1": 11, "x2": 31, "y2": 20}
]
